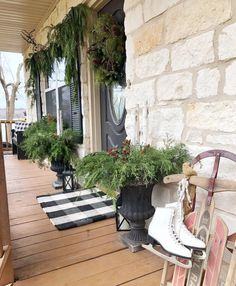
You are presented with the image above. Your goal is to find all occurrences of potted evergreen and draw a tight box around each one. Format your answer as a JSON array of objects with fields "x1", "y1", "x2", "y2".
[
  {"x1": 75, "y1": 139, "x2": 190, "y2": 250},
  {"x1": 22, "y1": 116, "x2": 80, "y2": 188}
]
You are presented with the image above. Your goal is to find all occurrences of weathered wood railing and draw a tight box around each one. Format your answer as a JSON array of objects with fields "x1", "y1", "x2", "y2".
[
  {"x1": 0, "y1": 119, "x2": 25, "y2": 151},
  {"x1": 0, "y1": 131, "x2": 14, "y2": 285}
]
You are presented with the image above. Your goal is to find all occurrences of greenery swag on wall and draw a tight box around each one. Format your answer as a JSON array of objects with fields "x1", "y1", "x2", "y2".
[
  {"x1": 87, "y1": 13, "x2": 126, "y2": 87},
  {"x1": 24, "y1": 3, "x2": 91, "y2": 99}
]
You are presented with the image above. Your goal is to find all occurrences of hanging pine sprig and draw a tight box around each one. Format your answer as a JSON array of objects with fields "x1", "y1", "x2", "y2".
[
  {"x1": 24, "y1": 3, "x2": 91, "y2": 101},
  {"x1": 25, "y1": 48, "x2": 54, "y2": 101},
  {"x1": 47, "y1": 4, "x2": 91, "y2": 95}
]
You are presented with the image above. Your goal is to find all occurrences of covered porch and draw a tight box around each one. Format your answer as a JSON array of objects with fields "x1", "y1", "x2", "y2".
[{"x1": 5, "y1": 155, "x2": 167, "y2": 285}]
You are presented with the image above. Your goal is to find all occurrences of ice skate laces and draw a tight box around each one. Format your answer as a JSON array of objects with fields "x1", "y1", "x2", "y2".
[
  {"x1": 177, "y1": 178, "x2": 191, "y2": 204},
  {"x1": 169, "y1": 219, "x2": 183, "y2": 245}
]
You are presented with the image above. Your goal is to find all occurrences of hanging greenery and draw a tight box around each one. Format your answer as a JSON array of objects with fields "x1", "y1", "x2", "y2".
[
  {"x1": 24, "y1": 3, "x2": 91, "y2": 99},
  {"x1": 87, "y1": 13, "x2": 126, "y2": 87},
  {"x1": 25, "y1": 48, "x2": 54, "y2": 100},
  {"x1": 47, "y1": 4, "x2": 91, "y2": 94}
]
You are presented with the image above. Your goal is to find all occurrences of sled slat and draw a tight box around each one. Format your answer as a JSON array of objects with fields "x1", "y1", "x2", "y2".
[
  {"x1": 171, "y1": 212, "x2": 197, "y2": 286},
  {"x1": 164, "y1": 175, "x2": 236, "y2": 193},
  {"x1": 203, "y1": 217, "x2": 228, "y2": 286}
]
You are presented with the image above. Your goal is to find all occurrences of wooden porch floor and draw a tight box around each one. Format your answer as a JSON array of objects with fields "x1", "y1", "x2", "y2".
[{"x1": 4, "y1": 155, "x2": 168, "y2": 286}]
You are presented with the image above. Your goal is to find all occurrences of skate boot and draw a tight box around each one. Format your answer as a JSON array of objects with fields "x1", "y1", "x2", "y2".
[
  {"x1": 147, "y1": 207, "x2": 192, "y2": 259},
  {"x1": 166, "y1": 201, "x2": 206, "y2": 259}
]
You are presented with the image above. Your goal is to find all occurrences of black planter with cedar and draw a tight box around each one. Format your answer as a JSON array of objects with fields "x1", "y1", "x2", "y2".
[
  {"x1": 75, "y1": 139, "x2": 191, "y2": 252},
  {"x1": 119, "y1": 183, "x2": 155, "y2": 252},
  {"x1": 50, "y1": 160, "x2": 65, "y2": 189}
]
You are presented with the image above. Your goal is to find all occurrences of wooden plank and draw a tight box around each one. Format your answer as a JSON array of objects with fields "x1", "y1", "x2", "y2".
[
  {"x1": 14, "y1": 250, "x2": 163, "y2": 286},
  {"x1": 170, "y1": 211, "x2": 197, "y2": 286},
  {"x1": 186, "y1": 198, "x2": 215, "y2": 286},
  {"x1": 10, "y1": 213, "x2": 47, "y2": 226},
  {"x1": 10, "y1": 219, "x2": 56, "y2": 240},
  {"x1": 203, "y1": 216, "x2": 228, "y2": 286},
  {"x1": 13, "y1": 224, "x2": 116, "y2": 259},
  {"x1": 164, "y1": 175, "x2": 236, "y2": 193},
  {"x1": 14, "y1": 233, "x2": 121, "y2": 269},
  {"x1": 0, "y1": 223, "x2": 3, "y2": 258},
  {"x1": 120, "y1": 266, "x2": 174, "y2": 286},
  {"x1": 12, "y1": 219, "x2": 115, "y2": 249},
  {"x1": 0, "y1": 129, "x2": 14, "y2": 286},
  {"x1": 225, "y1": 241, "x2": 236, "y2": 286},
  {"x1": 15, "y1": 239, "x2": 125, "y2": 280},
  {"x1": 0, "y1": 246, "x2": 11, "y2": 279},
  {"x1": 0, "y1": 134, "x2": 11, "y2": 246}
]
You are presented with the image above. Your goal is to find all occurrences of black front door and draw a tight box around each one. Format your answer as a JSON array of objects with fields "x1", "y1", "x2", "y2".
[
  {"x1": 100, "y1": 85, "x2": 126, "y2": 150},
  {"x1": 99, "y1": 0, "x2": 126, "y2": 151}
]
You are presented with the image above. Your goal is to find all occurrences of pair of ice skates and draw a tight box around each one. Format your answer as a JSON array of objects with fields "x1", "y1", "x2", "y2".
[{"x1": 143, "y1": 201, "x2": 206, "y2": 268}]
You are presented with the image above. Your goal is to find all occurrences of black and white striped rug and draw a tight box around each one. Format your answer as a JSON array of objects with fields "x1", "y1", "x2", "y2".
[{"x1": 37, "y1": 188, "x2": 115, "y2": 230}]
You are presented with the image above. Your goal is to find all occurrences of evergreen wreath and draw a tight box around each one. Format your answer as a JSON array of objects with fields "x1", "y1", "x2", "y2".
[{"x1": 87, "y1": 13, "x2": 126, "y2": 87}]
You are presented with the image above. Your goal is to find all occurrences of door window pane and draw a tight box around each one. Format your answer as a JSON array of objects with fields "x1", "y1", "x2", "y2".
[
  {"x1": 110, "y1": 85, "x2": 125, "y2": 124},
  {"x1": 48, "y1": 60, "x2": 66, "y2": 89},
  {"x1": 59, "y1": 86, "x2": 72, "y2": 128},
  {"x1": 45, "y1": 90, "x2": 56, "y2": 118}
]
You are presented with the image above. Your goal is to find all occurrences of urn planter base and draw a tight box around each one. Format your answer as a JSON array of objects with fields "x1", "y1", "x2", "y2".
[
  {"x1": 50, "y1": 160, "x2": 64, "y2": 190},
  {"x1": 120, "y1": 232, "x2": 147, "y2": 253},
  {"x1": 52, "y1": 175, "x2": 63, "y2": 189},
  {"x1": 119, "y1": 184, "x2": 155, "y2": 252}
]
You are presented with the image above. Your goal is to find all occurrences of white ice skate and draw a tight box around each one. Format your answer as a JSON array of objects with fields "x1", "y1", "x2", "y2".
[
  {"x1": 166, "y1": 201, "x2": 206, "y2": 260},
  {"x1": 142, "y1": 207, "x2": 192, "y2": 268}
]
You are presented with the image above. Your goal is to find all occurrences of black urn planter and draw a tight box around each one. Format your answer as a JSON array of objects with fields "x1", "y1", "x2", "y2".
[
  {"x1": 50, "y1": 160, "x2": 65, "y2": 189},
  {"x1": 119, "y1": 183, "x2": 155, "y2": 252}
]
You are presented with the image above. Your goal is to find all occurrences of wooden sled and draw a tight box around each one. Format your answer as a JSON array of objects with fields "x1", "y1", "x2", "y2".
[{"x1": 161, "y1": 149, "x2": 236, "y2": 286}]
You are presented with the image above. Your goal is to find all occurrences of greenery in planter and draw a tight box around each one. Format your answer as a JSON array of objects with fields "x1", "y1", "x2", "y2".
[
  {"x1": 22, "y1": 116, "x2": 80, "y2": 167},
  {"x1": 24, "y1": 3, "x2": 91, "y2": 99},
  {"x1": 75, "y1": 139, "x2": 190, "y2": 198},
  {"x1": 87, "y1": 13, "x2": 126, "y2": 86}
]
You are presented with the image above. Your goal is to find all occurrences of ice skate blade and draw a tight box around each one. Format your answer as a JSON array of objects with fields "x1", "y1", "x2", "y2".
[
  {"x1": 142, "y1": 243, "x2": 192, "y2": 269},
  {"x1": 192, "y1": 250, "x2": 206, "y2": 260}
]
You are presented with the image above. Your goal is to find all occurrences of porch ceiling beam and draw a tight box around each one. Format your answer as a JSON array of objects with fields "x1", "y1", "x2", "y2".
[{"x1": 0, "y1": 0, "x2": 59, "y2": 53}]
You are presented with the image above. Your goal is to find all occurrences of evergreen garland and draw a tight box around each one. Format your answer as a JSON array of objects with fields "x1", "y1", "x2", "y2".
[
  {"x1": 87, "y1": 14, "x2": 126, "y2": 86},
  {"x1": 25, "y1": 4, "x2": 91, "y2": 100},
  {"x1": 25, "y1": 48, "x2": 54, "y2": 100}
]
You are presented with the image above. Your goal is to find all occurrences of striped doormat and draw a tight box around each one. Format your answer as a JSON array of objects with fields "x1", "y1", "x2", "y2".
[{"x1": 37, "y1": 188, "x2": 115, "y2": 230}]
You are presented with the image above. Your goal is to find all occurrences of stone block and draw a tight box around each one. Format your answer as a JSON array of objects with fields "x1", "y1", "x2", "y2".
[
  {"x1": 57, "y1": 1, "x2": 67, "y2": 23},
  {"x1": 186, "y1": 101, "x2": 236, "y2": 132},
  {"x1": 125, "y1": 4, "x2": 144, "y2": 34},
  {"x1": 219, "y1": 22, "x2": 236, "y2": 60},
  {"x1": 185, "y1": 130, "x2": 203, "y2": 144},
  {"x1": 171, "y1": 31, "x2": 214, "y2": 71},
  {"x1": 156, "y1": 72, "x2": 192, "y2": 101},
  {"x1": 196, "y1": 68, "x2": 220, "y2": 98},
  {"x1": 67, "y1": 0, "x2": 80, "y2": 9},
  {"x1": 125, "y1": 79, "x2": 156, "y2": 109},
  {"x1": 143, "y1": 0, "x2": 180, "y2": 22},
  {"x1": 133, "y1": 18, "x2": 163, "y2": 56},
  {"x1": 124, "y1": 0, "x2": 141, "y2": 12},
  {"x1": 125, "y1": 36, "x2": 136, "y2": 81},
  {"x1": 148, "y1": 107, "x2": 184, "y2": 141},
  {"x1": 224, "y1": 60, "x2": 236, "y2": 96},
  {"x1": 125, "y1": 110, "x2": 137, "y2": 143},
  {"x1": 206, "y1": 133, "x2": 236, "y2": 146},
  {"x1": 135, "y1": 49, "x2": 169, "y2": 79},
  {"x1": 165, "y1": 0, "x2": 231, "y2": 44}
]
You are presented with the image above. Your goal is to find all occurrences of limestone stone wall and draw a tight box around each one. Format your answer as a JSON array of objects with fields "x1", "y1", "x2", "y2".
[{"x1": 124, "y1": 0, "x2": 236, "y2": 234}]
